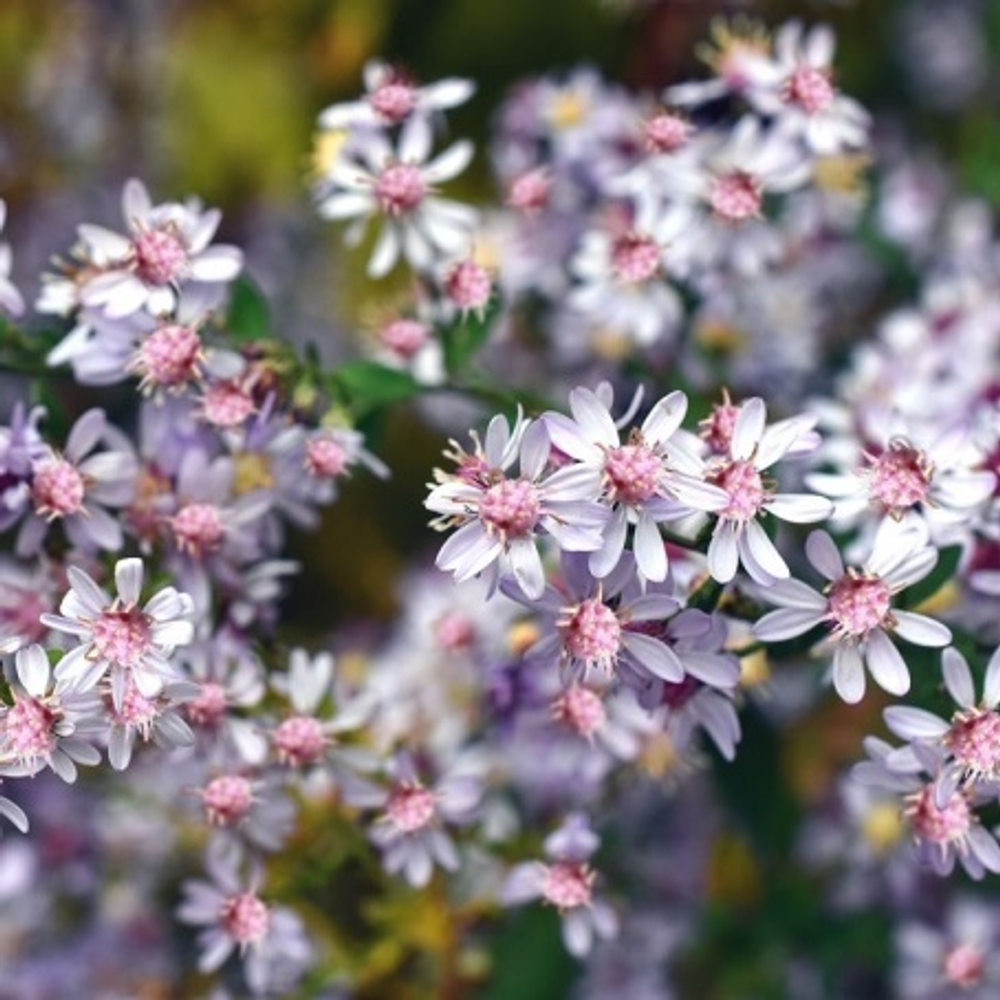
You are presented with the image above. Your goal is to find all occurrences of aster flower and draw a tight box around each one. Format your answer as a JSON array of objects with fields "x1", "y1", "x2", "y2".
[
  {"x1": 104, "y1": 673, "x2": 196, "y2": 770},
  {"x1": 701, "y1": 396, "x2": 833, "y2": 586},
  {"x1": 316, "y1": 114, "x2": 477, "y2": 278},
  {"x1": 0, "y1": 644, "x2": 102, "y2": 782},
  {"x1": 71, "y1": 178, "x2": 242, "y2": 320},
  {"x1": 41, "y1": 557, "x2": 196, "y2": 708},
  {"x1": 883, "y1": 646, "x2": 1000, "y2": 806},
  {"x1": 0, "y1": 403, "x2": 47, "y2": 532},
  {"x1": 501, "y1": 812, "x2": 618, "y2": 957},
  {"x1": 852, "y1": 736, "x2": 1000, "y2": 880},
  {"x1": 749, "y1": 21, "x2": 870, "y2": 155},
  {"x1": 196, "y1": 773, "x2": 296, "y2": 854},
  {"x1": 17, "y1": 408, "x2": 138, "y2": 557},
  {"x1": 753, "y1": 521, "x2": 952, "y2": 703},
  {"x1": 367, "y1": 751, "x2": 482, "y2": 888},
  {"x1": 543, "y1": 386, "x2": 728, "y2": 584},
  {"x1": 318, "y1": 60, "x2": 474, "y2": 130},
  {"x1": 426, "y1": 411, "x2": 609, "y2": 600},
  {"x1": 177, "y1": 840, "x2": 312, "y2": 995}
]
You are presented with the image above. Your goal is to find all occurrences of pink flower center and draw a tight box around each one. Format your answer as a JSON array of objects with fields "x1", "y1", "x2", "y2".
[
  {"x1": 710, "y1": 459, "x2": 766, "y2": 521},
  {"x1": 444, "y1": 260, "x2": 492, "y2": 314},
  {"x1": 709, "y1": 171, "x2": 762, "y2": 223},
  {"x1": 386, "y1": 783, "x2": 436, "y2": 833},
  {"x1": 699, "y1": 401, "x2": 740, "y2": 454},
  {"x1": 644, "y1": 112, "x2": 690, "y2": 153},
  {"x1": 220, "y1": 892, "x2": 269, "y2": 947},
  {"x1": 375, "y1": 163, "x2": 426, "y2": 215},
  {"x1": 113, "y1": 679, "x2": 158, "y2": 734},
  {"x1": 273, "y1": 715, "x2": 327, "y2": 766},
  {"x1": 171, "y1": 502, "x2": 225, "y2": 557},
  {"x1": 91, "y1": 607, "x2": 152, "y2": 667},
  {"x1": 944, "y1": 943, "x2": 985, "y2": 988},
  {"x1": 135, "y1": 324, "x2": 201, "y2": 388},
  {"x1": 201, "y1": 775, "x2": 254, "y2": 826},
  {"x1": 826, "y1": 573, "x2": 891, "y2": 637},
  {"x1": 186, "y1": 682, "x2": 228, "y2": 728},
  {"x1": 379, "y1": 318, "x2": 430, "y2": 359},
  {"x1": 560, "y1": 599, "x2": 621, "y2": 668},
  {"x1": 866, "y1": 441, "x2": 933, "y2": 516},
  {"x1": 946, "y1": 709, "x2": 1000, "y2": 780},
  {"x1": 553, "y1": 686, "x2": 606, "y2": 737},
  {"x1": 478, "y1": 478, "x2": 541, "y2": 538},
  {"x1": 907, "y1": 784, "x2": 972, "y2": 846},
  {"x1": 541, "y1": 861, "x2": 593, "y2": 910},
  {"x1": 507, "y1": 169, "x2": 551, "y2": 213},
  {"x1": 201, "y1": 381, "x2": 255, "y2": 427},
  {"x1": 610, "y1": 233, "x2": 660, "y2": 284},
  {"x1": 32, "y1": 458, "x2": 86, "y2": 518},
  {"x1": 434, "y1": 611, "x2": 477, "y2": 653},
  {"x1": 603, "y1": 443, "x2": 662, "y2": 506},
  {"x1": 4, "y1": 697, "x2": 56, "y2": 760},
  {"x1": 133, "y1": 229, "x2": 187, "y2": 285},
  {"x1": 369, "y1": 81, "x2": 417, "y2": 123},
  {"x1": 785, "y1": 65, "x2": 835, "y2": 115},
  {"x1": 305, "y1": 437, "x2": 348, "y2": 479}
]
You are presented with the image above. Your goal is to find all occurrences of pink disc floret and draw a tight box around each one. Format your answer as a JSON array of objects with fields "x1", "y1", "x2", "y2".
[
  {"x1": 133, "y1": 228, "x2": 187, "y2": 285},
  {"x1": 906, "y1": 784, "x2": 971, "y2": 846},
  {"x1": 946, "y1": 709, "x2": 1000, "y2": 780},
  {"x1": 507, "y1": 169, "x2": 551, "y2": 213},
  {"x1": 136, "y1": 324, "x2": 202, "y2": 388},
  {"x1": 603, "y1": 442, "x2": 662, "y2": 506},
  {"x1": 553, "y1": 686, "x2": 607, "y2": 738},
  {"x1": 866, "y1": 441, "x2": 933, "y2": 516},
  {"x1": 379, "y1": 318, "x2": 430, "y2": 359},
  {"x1": 91, "y1": 607, "x2": 152, "y2": 667},
  {"x1": 32, "y1": 459, "x2": 86, "y2": 518},
  {"x1": 826, "y1": 572, "x2": 891, "y2": 638},
  {"x1": 220, "y1": 892, "x2": 269, "y2": 947},
  {"x1": 306, "y1": 437, "x2": 348, "y2": 479},
  {"x1": 434, "y1": 611, "x2": 477, "y2": 653},
  {"x1": 369, "y1": 80, "x2": 417, "y2": 123},
  {"x1": 113, "y1": 680, "x2": 158, "y2": 736},
  {"x1": 171, "y1": 502, "x2": 225, "y2": 557},
  {"x1": 709, "y1": 171, "x2": 762, "y2": 223},
  {"x1": 610, "y1": 233, "x2": 660, "y2": 284},
  {"x1": 273, "y1": 715, "x2": 327, "y2": 766},
  {"x1": 944, "y1": 942, "x2": 985, "y2": 988},
  {"x1": 186, "y1": 682, "x2": 228, "y2": 728},
  {"x1": 201, "y1": 381, "x2": 255, "y2": 427},
  {"x1": 785, "y1": 65, "x2": 835, "y2": 115},
  {"x1": 375, "y1": 163, "x2": 427, "y2": 215},
  {"x1": 386, "y1": 783, "x2": 437, "y2": 833},
  {"x1": 644, "y1": 112, "x2": 691, "y2": 153},
  {"x1": 560, "y1": 599, "x2": 622, "y2": 668},
  {"x1": 710, "y1": 459, "x2": 766, "y2": 521},
  {"x1": 541, "y1": 861, "x2": 594, "y2": 910},
  {"x1": 444, "y1": 259, "x2": 492, "y2": 314},
  {"x1": 478, "y1": 477, "x2": 541, "y2": 538},
  {"x1": 4, "y1": 698, "x2": 56, "y2": 760},
  {"x1": 201, "y1": 775, "x2": 254, "y2": 826}
]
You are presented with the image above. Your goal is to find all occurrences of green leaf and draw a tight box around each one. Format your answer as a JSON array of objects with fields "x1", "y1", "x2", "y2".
[
  {"x1": 440, "y1": 295, "x2": 500, "y2": 377},
  {"x1": 226, "y1": 275, "x2": 272, "y2": 342},
  {"x1": 482, "y1": 906, "x2": 577, "y2": 1000},
  {"x1": 330, "y1": 361, "x2": 422, "y2": 417}
]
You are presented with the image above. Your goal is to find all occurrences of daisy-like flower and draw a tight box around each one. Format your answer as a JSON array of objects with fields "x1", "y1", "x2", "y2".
[
  {"x1": 0, "y1": 644, "x2": 102, "y2": 783},
  {"x1": 0, "y1": 200, "x2": 25, "y2": 317},
  {"x1": 702, "y1": 396, "x2": 833, "y2": 585},
  {"x1": 177, "y1": 840, "x2": 312, "y2": 995},
  {"x1": 17, "y1": 408, "x2": 137, "y2": 557},
  {"x1": 883, "y1": 646, "x2": 1000, "y2": 806},
  {"x1": 367, "y1": 751, "x2": 482, "y2": 888},
  {"x1": 318, "y1": 60, "x2": 474, "y2": 130},
  {"x1": 104, "y1": 673, "x2": 196, "y2": 770},
  {"x1": 316, "y1": 114, "x2": 477, "y2": 278},
  {"x1": 753, "y1": 520, "x2": 952, "y2": 703},
  {"x1": 41, "y1": 557, "x2": 196, "y2": 709},
  {"x1": 852, "y1": 736, "x2": 1000, "y2": 880},
  {"x1": 501, "y1": 812, "x2": 618, "y2": 958},
  {"x1": 749, "y1": 21, "x2": 870, "y2": 155},
  {"x1": 543, "y1": 386, "x2": 728, "y2": 584},
  {"x1": 501, "y1": 552, "x2": 685, "y2": 685},
  {"x1": 0, "y1": 404, "x2": 48, "y2": 532},
  {"x1": 73, "y1": 178, "x2": 242, "y2": 319},
  {"x1": 426, "y1": 411, "x2": 609, "y2": 600}
]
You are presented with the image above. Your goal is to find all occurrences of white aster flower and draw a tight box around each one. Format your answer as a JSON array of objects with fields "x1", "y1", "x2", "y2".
[
  {"x1": 41, "y1": 557, "x2": 195, "y2": 709},
  {"x1": 753, "y1": 520, "x2": 952, "y2": 703},
  {"x1": 316, "y1": 115, "x2": 477, "y2": 277}
]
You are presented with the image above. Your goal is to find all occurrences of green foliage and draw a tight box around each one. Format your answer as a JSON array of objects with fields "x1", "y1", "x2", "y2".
[
  {"x1": 441, "y1": 295, "x2": 501, "y2": 378},
  {"x1": 328, "y1": 360, "x2": 423, "y2": 418},
  {"x1": 225, "y1": 275, "x2": 273, "y2": 343}
]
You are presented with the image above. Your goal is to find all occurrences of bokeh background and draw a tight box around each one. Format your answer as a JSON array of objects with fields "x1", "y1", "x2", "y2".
[{"x1": 1, "y1": 0, "x2": 999, "y2": 997}]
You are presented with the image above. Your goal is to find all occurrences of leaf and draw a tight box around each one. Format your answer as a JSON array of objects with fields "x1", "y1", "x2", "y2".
[
  {"x1": 330, "y1": 361, "x2": 422, "y2": 417},
  {"x1": 482, "y1": 906, "x2": 578, "y2": 1000},
  {"x1": 225, "y1": 275, "x2": 272, "y2": 342}
]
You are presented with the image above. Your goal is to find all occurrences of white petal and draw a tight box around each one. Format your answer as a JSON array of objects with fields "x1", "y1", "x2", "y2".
[
  {"x1": 832, "y1": 643, "x2": 866, "y2": 703},
  {"x1": 865, "y1": 630, "x2": 910, "y2": 696},
  {"x1": 892, "y1": 611, "x2": 951, "y2": 648},
  {"x1": 743, "y1": 519, "x2": 789, "y2": 581},
  {"x1": 984, "y1": 646, "x2": 1000, "y2": 709},
  {"x1": 634, "y1": 511, "x2": 667, "y2": 582},
  {"x1": 731, "y1": 398, "x2": 766, "y2": 460},
  {"x1": 424, "y1": 140, "x2": 474, "y2": 184},
  {"x1": 641, "y1": 391, "x2": 687, "y2": 446},
  {"x1": 765, "y1": 493, "x2": 833, "y2": 523},
  {"x1": 883, "y1": 705, "x2": 948, "y2": 741},
  {"x1": 115, "y1": 558, "x2": 144, "y2": 606},
  {"x1": 508, "y1": 538, "x2": 545, "y2": 601},
  {"x1": 942, "y1": 647, "x2": 975, "y2": 709},
  {"x1": 753, "y1": 607, "x2": 822, "y2": 642},
  {"x1": 707, "y1": 524, "x2": 740, "y2": 583},
  {"x1": 622, "y1": 631, "x2": 684, "y2": 681},
  {"x1": 15, "y1": 645, "x2": 51, "y2": 698},
  {"x1": 568, "y1": 387, "x2": 619, "y2": 448},
  {"x1": 806, "y1": 530, "x2": 843, "y2": 581}
]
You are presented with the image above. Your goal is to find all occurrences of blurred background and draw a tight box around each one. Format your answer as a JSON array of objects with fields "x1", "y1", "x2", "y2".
[{"x1": 1, "y1": 1, "x2": 999, "y2": 997}]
